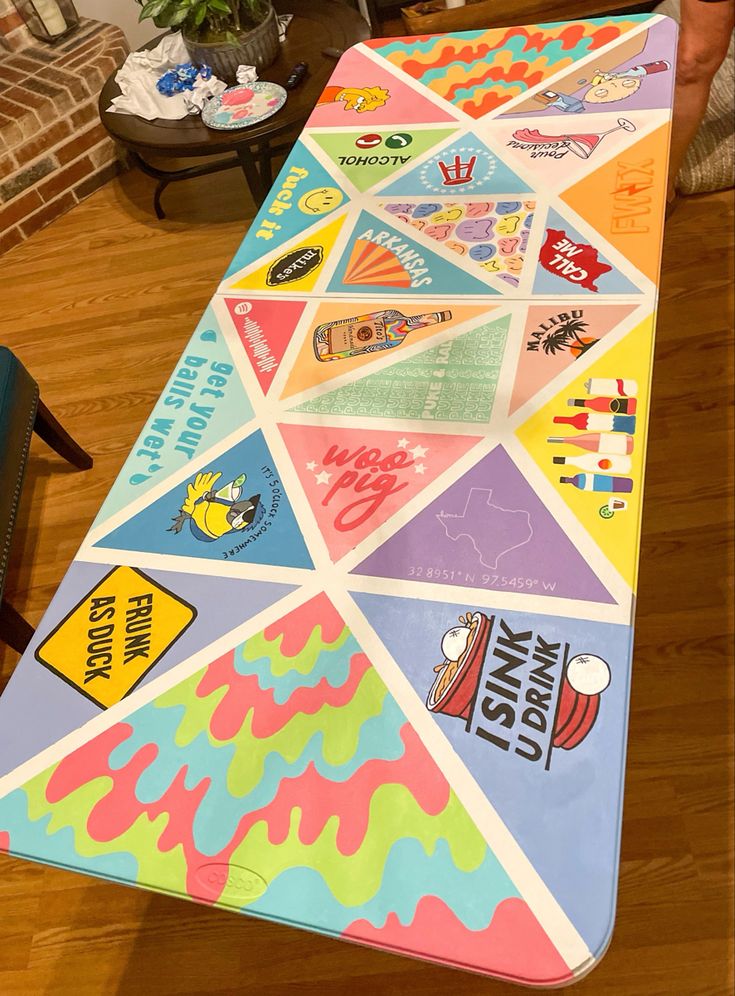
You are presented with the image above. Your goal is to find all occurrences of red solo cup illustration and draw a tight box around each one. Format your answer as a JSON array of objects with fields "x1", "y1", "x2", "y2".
[
  {"x1": 553, "y1": 653, "x2": 611, "y2": 750},
  {"x1": 426, "y1": 612, "x2": 492, "y2": 721}
]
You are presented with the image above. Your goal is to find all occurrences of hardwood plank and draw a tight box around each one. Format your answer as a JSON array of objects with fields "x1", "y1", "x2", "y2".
[{"x1": 0, "y1": 165, "x2": 731, "y2": 994}]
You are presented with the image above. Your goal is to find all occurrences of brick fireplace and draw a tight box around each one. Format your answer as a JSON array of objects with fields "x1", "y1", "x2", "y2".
[{"x1": 0, "y1": 2, "x2": 129, "y2": 255}]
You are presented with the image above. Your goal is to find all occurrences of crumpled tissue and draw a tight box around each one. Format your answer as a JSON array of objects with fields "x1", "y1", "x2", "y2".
[
  {"x1": 235, "y1": 64, "x2": 258, "y2": 85},
  {"x1": 108, "y1": 32, "x2": 226, "y2": 121}
]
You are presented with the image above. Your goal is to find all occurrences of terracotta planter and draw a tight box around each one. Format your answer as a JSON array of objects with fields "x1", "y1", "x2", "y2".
[{"x1": 183, "y1": 4, "x2": 279, "y2": 84}]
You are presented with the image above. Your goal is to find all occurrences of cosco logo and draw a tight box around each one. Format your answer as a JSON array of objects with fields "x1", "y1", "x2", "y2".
[{"x1": 194, "y1": 863, "x2": 267, "y2": 901}]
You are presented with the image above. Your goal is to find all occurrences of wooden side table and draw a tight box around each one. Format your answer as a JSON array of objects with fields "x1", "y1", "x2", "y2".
[
  {"x1": 400, "y1": 0, "x2": 656, "y2": 34},
  {"x1": 98, "y1": 0, "x2": 369, "y2": 218}
]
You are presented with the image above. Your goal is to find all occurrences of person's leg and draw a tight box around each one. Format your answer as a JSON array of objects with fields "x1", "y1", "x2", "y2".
[{"x1": 668, "y1": 0, "x2": 734, "y2": 199}]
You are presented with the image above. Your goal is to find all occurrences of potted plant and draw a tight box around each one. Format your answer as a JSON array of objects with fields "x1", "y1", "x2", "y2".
[{"x1": 136, "y1": 0, "x2": 280, "y2": 82}]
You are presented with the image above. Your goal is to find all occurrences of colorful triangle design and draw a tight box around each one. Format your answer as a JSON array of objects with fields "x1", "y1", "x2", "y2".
[
  {"x1": 351, "y1": 588, "x2": 633, "y2": 954},
  {"x1": 498, "y1": 18, "x2": 676, "y2": 119},
  {"x1": 223, "y1": 296, "x2": 308, "y2": 394},
  {"x1": 292, "y1": 314, "x2": 511, "y2": 424},
  {"x1": 365, "y1": 16, "x2": 652, "y2": 119},
  {"x1": 328, "y1": 210, "x2": 497, "y2": 297},
  {"x1": 353, "y1": 444, "x2": 614, "y2": 604},
  {"x1": 224, "y1": 143, "x2": 348, "y2": 277},
  {"x1": 226, "y1": 212, "x2": 346, "y2": 294},
  {"x1": 94, "y1": 430, "x2": 313, "y2": 570},
  {"x1": 515, "y1": 315, "x2": 655, "y2": 588},
  {"x1": 380, "y1": 131, "x2": 532, "y2": 196},
  {"x1": 310, "y1": 127, "x2": 458, "y2": 193},
  {"x1": 532, "y1": 207, "x2": 641, "y2": 295},
  {"x1": 0, "y1": 560, "x2": 296, "y2": 776},
  {"x1": 304, "y1": 45, "x2": 458, "y2": 128},
  {"x1": 281, "y1": 302, "x2": 498, "y2": 402},
  {"x1": 0, "y1": 590, "x2": 572, "y2": 984},
  {"x1": 378, "y1": 199, "x2": 536, "y2": 290},
  {"x1": 278, "y1": 423, "x2": 481, "y2": 562},
  {"x1": 561, "y1": 123, "x2": 669, "y2": 283},
  {"x1": 509, "y1": 303, "x2": 639, "y2": 414},
  {"x1": 92, "y1": 303, "x2": 254, "y2": 532},
  {"x1": 485, "y1": 110, "x2": 655, "y2": 194}
]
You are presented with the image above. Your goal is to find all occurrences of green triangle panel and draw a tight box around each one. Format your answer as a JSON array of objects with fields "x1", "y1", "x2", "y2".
[
  {"x1": 293, "y1": 314, "x2": 510, "y2": 423},
  {"x1": 310, "y1": 127, "x2": 458, "y2": 193}
]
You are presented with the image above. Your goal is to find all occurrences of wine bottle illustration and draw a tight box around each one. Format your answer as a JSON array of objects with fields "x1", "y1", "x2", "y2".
[
  {"x1": 313, "y1": 309, "x2": 452, "y2": 362},
  {"x1": 568, "y1": 396, "x2": 637, "y2": 414},
  {"x1": 547, "y1": 432, "x2": 634, "y2": 454},
  {"x1": 553, "y1": 453, "x2": 632, "y2": 474},
  {"x1": 560, "y1": 473, "x2": 634, "y2": 493},
  {"x1": 553, "y1": 412, "x2": 636, "y2": 433},
  {"x1": 585, "y1": 377, "x2": 637, "y2": 397}
]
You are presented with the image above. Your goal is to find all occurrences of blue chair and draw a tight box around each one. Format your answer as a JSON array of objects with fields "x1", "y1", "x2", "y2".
[{"x1": 0, "y1": 347, "x2": 92, "y2": 654}]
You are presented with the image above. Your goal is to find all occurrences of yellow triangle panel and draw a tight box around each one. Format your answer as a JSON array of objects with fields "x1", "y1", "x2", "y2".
[
  {"x1": 516, "y1": 315, "x2": 655, "y2": 589},
  {"x1": 229, "y1": 213, "x2": 346, "y2": 294}
]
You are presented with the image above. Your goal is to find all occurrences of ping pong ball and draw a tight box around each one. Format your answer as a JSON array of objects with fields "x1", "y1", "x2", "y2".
[
  {"x1": 441, "y1": 626, "x2": 471, "y2": 661},
  {"x1": 566, "y1": 654, "x2": 611, "y2": 695}
]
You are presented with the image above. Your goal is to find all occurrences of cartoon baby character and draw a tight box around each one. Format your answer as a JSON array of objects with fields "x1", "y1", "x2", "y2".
[
  {"x1": 585, "y1": 60, "x2": 671, "y2": 105},
  {"x1": 317, "y1": 85, "x2": 390, "y2": 113},
  {"x1": 534, "y1": 60, "x2": 671, "y2": 112},
  {"x1": 168, "y1": 470, "x2": 261, "y2": 543}
]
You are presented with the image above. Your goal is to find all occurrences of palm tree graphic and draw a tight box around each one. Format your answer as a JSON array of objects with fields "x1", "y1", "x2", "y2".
[{"x1": 541, "y1": 318, "x2": 598, "y2": 358}]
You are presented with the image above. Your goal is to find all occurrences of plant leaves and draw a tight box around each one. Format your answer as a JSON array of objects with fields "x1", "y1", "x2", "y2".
[
  {"x1": 138, "y1": 0, "x2": 170, "y2": 21},
  {"x1": 167, "y1": 6, "x2": 191, "y2": 25}
]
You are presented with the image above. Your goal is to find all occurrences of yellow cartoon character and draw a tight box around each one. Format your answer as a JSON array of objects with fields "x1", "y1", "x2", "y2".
[
  {"x1": 317, "y1": 85, "x2": 390, "y2": 113},
  {"x1": 168, "y1": 470, "x2": 261, "y2": 543}
]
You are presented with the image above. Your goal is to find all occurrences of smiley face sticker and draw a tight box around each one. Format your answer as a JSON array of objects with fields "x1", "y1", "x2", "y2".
[
  {"x1": 381, "y1": 199, "x2": 535, "y2": 288},
  {"x1": 298, "y1": 187, "x2": 344, "y2": 215}
]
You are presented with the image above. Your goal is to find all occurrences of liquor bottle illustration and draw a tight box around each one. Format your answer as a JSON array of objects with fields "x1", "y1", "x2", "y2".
[
  {"x1": 568, "y1": 396, "x2": 637, "y2": 414},
  {"x1": 553, "y1": 453, "x2": 632, "y2": 474},
  {"x1": 553, "y1": 412, "x2": 636, "y2": 433},
  {"x1": 585, "y1": 377, "x2": 638, "y2": 397},
  {"x1": 313, "y1": 309, "x2": 452, "y2": 361},
  {"x1": 560, "y1": 473, "x2": 634, "y2": 493},
  {"x1": 547, "y1": 432, "x2": 634, "y2": 454}
]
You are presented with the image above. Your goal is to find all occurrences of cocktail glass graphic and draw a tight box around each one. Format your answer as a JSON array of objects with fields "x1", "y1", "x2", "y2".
[
  {"x1": 512, "y1": 118, "x2": 636, "y2": 159},
  {"x1": 564, "y1": 117, "x2": 637, "y2": 158}
]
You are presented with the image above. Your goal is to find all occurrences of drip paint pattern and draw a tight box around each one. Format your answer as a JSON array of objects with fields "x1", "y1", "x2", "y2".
[
  {"x1": 367, "y1": 18, "x2": 646, "y2": 117},
  {"x1": 0, "y1": 595, "x2": 569, "y2": 983},
  {"x1": 0, "y1": 13, "x2": 675, "y2": 987}
]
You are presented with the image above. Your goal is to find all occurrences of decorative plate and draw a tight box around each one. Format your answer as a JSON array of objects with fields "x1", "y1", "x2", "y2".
[{"x1": 202, "y1": 81, "x2": 287, "y2": 130}]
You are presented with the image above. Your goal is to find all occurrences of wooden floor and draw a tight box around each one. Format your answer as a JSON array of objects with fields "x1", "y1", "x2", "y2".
[{"x1": 0, "y1": 164, "x2": 732, "y2": 995}]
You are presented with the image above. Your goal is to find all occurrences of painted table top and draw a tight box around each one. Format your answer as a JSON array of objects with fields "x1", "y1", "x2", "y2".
[{"x1": 0, "y1": 14, "x2": 675, "y2": 987}]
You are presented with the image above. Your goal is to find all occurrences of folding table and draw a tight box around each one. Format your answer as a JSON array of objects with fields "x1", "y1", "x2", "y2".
[{"x1": 0, "y1": 13, "x2": 675, "y2": 986}]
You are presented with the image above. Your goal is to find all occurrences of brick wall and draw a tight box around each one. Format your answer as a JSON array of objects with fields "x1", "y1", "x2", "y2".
[
  {"x1": 0, "y1": 16, "x2": 129, "y2": 255},
  {"x1": 0, "y1": 0, "x2": 33, "y2": 53}
]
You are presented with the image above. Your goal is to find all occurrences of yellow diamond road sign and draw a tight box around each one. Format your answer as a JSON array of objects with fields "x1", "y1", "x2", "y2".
[{"x1": 35, "y1": 566, "x2": 197, "y2": 709}]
